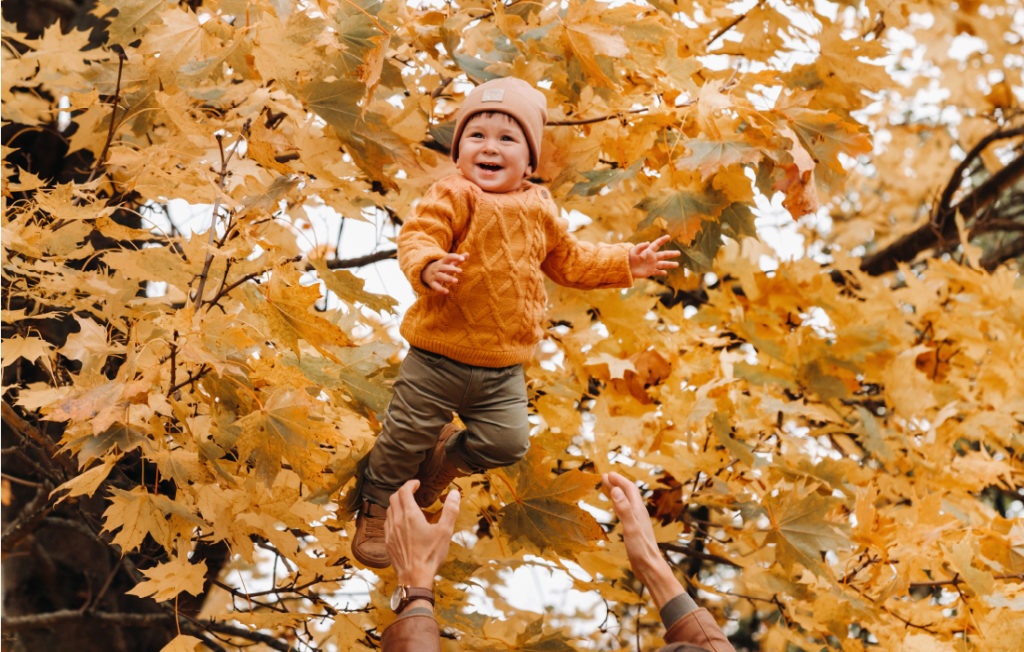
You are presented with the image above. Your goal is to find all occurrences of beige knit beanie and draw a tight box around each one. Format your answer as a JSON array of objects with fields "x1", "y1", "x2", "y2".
[{"x1": 450, "y1": 77, "x2": 548, "y2": 170}]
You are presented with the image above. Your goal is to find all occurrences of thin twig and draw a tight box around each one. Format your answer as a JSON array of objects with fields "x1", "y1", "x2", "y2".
[
  {"x1": 548, "y1": 108, "x2": 649, "y2": 127},
  {"x1": 705, "y1": 0, "x2": 765, "y2": 49},
  {"x1": 86, "y1": 47, "x2": 127, "y2": 185},
  {"x1": 193, "y1": 121, "x2": 251, "y2": 306},
  {"x1": 1, "y1": 471, "x2": 43, "y2": 487},
  {"x1": 167, "y1": 365, "x2": 211, "y2": 396},
  {"x1": 908, "y1": 572, "x2": 1024, "y2": 590}
]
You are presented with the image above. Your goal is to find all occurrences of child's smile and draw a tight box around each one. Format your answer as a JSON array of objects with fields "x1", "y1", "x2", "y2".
[{"x1": 455, "y1": 112, "x2": 532, "y2": 193}]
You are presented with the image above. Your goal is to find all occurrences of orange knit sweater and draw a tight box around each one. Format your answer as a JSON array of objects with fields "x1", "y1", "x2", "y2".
[{"x1": 398, "y1": 174, "x2": 633, "y2": 367}]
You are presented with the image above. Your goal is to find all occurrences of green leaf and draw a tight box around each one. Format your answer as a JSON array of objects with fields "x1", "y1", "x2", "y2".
[
  {"x1": 496, "y1": 449, "x2": 604, "y2": 557},
  {"x1": 676, "y1": 139, "x2": 762, "y2": 178},
  {"x1": 637, "y1": 187, "x2": 727, "y2": 246},
  {"x1": 97, "y1": 0, "x2": 168, "y2": 45},
  {"x1": 454, "y1": 53, "x2": 501, "y2": 82},
  {"x1": 569, "y1": 159, "x2": 643, "y2": 197},
  {"x1": 712, "y1": 411, "x2": 754, "y2": 466},
  {"x1": 311, "y1": 258, "x2": 397, "y2": 314},
  {"x1": 762, "y1": 486, "x2": 851, "y2": 577}
]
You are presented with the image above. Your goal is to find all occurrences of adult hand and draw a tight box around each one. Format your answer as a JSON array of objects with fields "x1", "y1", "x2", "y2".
[
  {"x1": 421, "y1": 253, "x2": 468, "y2": 294},
  {"x1": 603, "y1": 471, "x2": 684, "y2": 609},
  {"x1": 385, "y1": 479, "x2": 461, "y2": 588},
  {"x1": 628, "y1": 235, "x2": 680, "y2": 279}
]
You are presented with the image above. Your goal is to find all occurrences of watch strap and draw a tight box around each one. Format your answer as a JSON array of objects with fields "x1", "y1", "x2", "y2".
[{"x1": 394, "y1": 586, "x2": 434, "y2": 612}]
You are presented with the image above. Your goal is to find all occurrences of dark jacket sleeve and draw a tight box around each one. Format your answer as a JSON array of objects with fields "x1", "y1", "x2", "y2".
[
  {"x1": 661, "y1": 608, "x2": 737, "y2": 652},
  {"x1": 380, "y1": 609, "x2": 440, "y2": 652}
]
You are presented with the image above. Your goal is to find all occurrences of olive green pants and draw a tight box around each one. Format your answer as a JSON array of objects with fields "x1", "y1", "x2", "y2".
[{"x1": 361, "y1": 347, "x2": 530, "y2": 506}]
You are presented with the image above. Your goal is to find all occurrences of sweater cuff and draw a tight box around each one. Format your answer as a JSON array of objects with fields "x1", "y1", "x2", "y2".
[
  {"x1": 406, "y1": 252, "x2": 444, "y2": 295},
  {"x1": 659, "y1": 591, "x2": 699, "y2": 629}
]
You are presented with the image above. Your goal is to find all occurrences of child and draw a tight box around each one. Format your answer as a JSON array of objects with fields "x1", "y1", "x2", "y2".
[{"x1": 352, "y1": 77, "x2": 679, "y2": 568}]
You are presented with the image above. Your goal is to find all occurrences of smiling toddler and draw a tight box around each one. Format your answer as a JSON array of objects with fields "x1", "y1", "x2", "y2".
[{"x1": 352, "y1": 77, "x2": 678, "y2": 568}]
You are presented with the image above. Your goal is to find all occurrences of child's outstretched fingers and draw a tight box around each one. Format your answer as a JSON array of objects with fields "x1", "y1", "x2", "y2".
[{"x1": 629, "y1": 235, "x2": 680, "y2": 278}]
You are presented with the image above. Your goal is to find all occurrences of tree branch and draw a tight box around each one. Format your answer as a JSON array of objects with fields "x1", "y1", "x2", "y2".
[
  {"x1": 317, "y1": 248, "x2": 397, "y2": 269},
  {"x1": 1, "y1": 478, "x2": 55, "y2": 553},
  {"x1": 936, "y1": 125, "x2": 1024, "y2": 218},
  {"x1": 0, "y1": 610, "x2": 294, "y2": 651},
  {"x1": 2, "y1": 399, "x2": 75, "y2": 475},
  {"x1": 861, "y1": 147, "x2": 1024, "y2": 275},
  {"x1": 659, "y1": 542, "x2": 743, "y2": 569},
  {"x1": 980, "y1": 235, "x2": 1024, "y2": 271}
]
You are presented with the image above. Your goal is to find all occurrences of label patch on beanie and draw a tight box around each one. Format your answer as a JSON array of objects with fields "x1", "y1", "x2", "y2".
[{"x1": 481, "y1": 88, "x2": 505, "y2": 102}]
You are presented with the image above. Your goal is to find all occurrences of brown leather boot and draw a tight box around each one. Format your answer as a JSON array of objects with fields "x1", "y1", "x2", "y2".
[
  {"x1": 352, "y1": 500, "x2": 390, "y2": 568},
  {"x1": 414, "y1": 424, "x2": 466, "y2": 507}
]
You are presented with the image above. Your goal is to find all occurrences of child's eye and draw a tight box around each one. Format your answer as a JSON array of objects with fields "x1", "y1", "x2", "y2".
[{"x1": 501, "y1": 135, "x2": 517, "y2": 142}]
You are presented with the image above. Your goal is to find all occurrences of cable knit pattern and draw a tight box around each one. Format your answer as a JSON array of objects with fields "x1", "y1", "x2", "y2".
[{"x1": 399, "y1": 173, "x2": 633, "y2": 367}]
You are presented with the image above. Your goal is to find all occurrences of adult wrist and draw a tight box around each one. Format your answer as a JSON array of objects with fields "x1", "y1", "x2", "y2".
[
  {"x1": 391, "y1": 585, "x2": 435, "y2": 613},
  {"x1": 636, "y1": 558, "x2": 684, "y2": 609},
  {"x1": 396, "y1": 569, "x2": 436, "y2": 589}
]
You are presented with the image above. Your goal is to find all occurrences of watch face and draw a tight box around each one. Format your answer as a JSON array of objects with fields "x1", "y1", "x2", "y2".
[{"x1": 390, "y1": 586, "x2": 405, "y2": 611}]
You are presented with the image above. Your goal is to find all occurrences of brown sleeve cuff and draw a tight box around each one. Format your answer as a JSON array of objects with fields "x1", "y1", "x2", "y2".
[
  {"x1": 381, "y1": 612, "x2": 441, "y2": 652},
  {"x1": 663, "y1": 608, "x2": 737, "y2": 652},
  {"x1": 660, "y1": 591, "x2": 699, "y2": 628}
]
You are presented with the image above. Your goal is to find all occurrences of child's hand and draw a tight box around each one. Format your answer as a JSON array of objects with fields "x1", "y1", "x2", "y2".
[
  {"x1": 629, "y1": 235, "x2": 680, "y2": 278},
  {"x1": 422, "y1": 253, "x2": 468, "y2": 294}
]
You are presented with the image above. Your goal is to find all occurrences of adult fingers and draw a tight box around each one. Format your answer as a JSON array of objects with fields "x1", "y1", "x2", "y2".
[
  {"x1": 604, "y1": 473, "x2": 636, "y2": 515},
  {"x1": 610, "y1": 485, "x2": 628, "y2": 516},
  {"x1": 437, "y1": 489, "x2": 461, "y2": 533},
  {"x1": 391, "y1": 479, "x2": 419, "y2": 515}
]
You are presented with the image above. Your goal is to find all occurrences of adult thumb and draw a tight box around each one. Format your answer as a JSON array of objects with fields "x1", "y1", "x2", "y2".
[
  {"x1": 439, "y1": 489, "x2": 461, "y2": 529},
  {"x1": 610, "y1": 486, "x2": 627, "y2": 510}
]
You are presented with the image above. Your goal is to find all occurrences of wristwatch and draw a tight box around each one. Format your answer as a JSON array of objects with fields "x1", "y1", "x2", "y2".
[{"x1": 390, "y1": 585, "x2": 434, "y2": 613}]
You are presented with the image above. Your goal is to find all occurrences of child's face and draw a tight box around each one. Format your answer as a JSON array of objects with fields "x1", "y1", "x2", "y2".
[{"x1": 455, "y1": 112, "x2": 532, "y2": 193}]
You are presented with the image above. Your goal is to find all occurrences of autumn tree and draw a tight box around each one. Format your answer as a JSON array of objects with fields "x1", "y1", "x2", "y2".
[{"x1": 3, "y1": 0, "x2": 1022, "y2": 650}]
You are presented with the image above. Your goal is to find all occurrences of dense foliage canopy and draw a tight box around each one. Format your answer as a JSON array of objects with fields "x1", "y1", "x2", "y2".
[{"x1": 3, "y1": 0, "x2": 1023, "y2": 650}]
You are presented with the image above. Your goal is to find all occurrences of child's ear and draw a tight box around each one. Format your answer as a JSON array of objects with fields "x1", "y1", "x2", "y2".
[{"x1": 525, "y1": 164, "x2": 534, "y2": 177}]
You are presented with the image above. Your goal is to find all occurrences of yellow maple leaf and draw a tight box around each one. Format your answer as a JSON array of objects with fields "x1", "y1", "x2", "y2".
[
  {"x1": 102, "y1": 486, "x2": 173, "y2": 552},
  {"x1": 233, "y1": 387, "x2": 350, "y2": 488},
  {"x1": 249, "y1": 269, "x2": 353, "y2": 363},
  {"x1": 159, "y1": 635, "x2": 204, "y2": 652},
  {"x1": 559, "y1": 3, "x2": 629, "y2": 88},
  {"x1": 127, "y1": 556, "x2": 208, "y2": 602}
]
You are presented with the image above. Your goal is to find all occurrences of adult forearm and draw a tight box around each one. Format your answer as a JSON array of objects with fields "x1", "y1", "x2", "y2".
[{"x1": 635, "y1": 554, "x2": 685, "y2": 609}]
